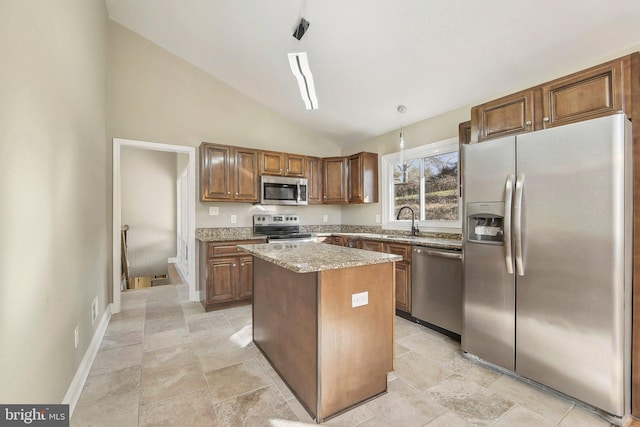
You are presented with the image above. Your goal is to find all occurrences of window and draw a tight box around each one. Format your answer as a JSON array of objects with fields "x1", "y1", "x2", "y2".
[{"x1": 382, "y1": 137, "x2": 461, "y2": 232}]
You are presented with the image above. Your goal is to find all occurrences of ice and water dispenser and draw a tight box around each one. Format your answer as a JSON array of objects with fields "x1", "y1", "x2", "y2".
[{"x1": 466, "y1": 202, "x2": 505, "y2": 244}]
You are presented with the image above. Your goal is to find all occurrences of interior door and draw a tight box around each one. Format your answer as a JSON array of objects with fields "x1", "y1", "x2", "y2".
[{"x1": 514, "y1": 114, "x2": 630, "y2": 416}]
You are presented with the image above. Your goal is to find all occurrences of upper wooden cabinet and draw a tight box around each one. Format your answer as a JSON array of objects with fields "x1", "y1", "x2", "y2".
[
  {"x1": 540, "y1": 56, "x2": 631, "y2": 129},
  {"x1": 348, "y1": 152, "x2": 379, "y2": 204},
  {"x1": 471, "y1": 89, "x2": 537, "y2": 143},
  {"x1": 200, "y1": 142, "x2": 258, "y2": 202},
  {"x1": 306, "y1": 156, "x2": 323, "y2": 204},
  {"x1": 470, "y1": 54, "x2": 634, "y2": 143},
  {"x1": 260, "y1": 151, "x2": 306, "y2": 177},
  {"x1": 458, "y1": 121, "x2": 471, "y2": 145},
  {"x1": 323, "y1": 157, "x2": 348, "y2": 204},
  {"x1": 201, "y1": 143, "x2": 379, "y2": 205}
]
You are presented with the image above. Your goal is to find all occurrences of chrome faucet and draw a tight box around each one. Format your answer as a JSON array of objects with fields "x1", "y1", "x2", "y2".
[{"x1": 396, "y1": 206, "x2": 419, "y2": 236}]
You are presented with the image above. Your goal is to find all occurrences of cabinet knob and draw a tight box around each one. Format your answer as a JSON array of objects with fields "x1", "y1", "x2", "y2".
[
  {"x1": 241, "y1": 263, "x2": 245, "y2": 266},
  {"x1": 542, "y1": 117, "x2": 550, "y2": 122},
  {"x1": 233, "y1": 264, "x2": 236, "y2": 267},
  {"x1": 235, "y1": 192, "x2": 238, "y2": 195},
  {"x1": 227, "y1": 192, "x2": 230, "y2": 195},
  {"x1": 525, "y1": 121, "x2": 532, "y2": 126}
]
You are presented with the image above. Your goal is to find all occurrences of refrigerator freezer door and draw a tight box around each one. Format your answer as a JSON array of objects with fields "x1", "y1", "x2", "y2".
[
  {"x1": 462, "y1": 136, "x2": 517, "y2": 370},
  {"x1": 515, "y1": 114, "x2": 629, "y2": 416}
]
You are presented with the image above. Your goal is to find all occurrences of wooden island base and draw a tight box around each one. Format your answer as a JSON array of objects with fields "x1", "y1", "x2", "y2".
[{"x1": 252, "y1": 257, "x2": 395, "y2": 422}]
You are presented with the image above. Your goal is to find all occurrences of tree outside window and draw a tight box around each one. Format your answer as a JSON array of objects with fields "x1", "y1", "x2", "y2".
[{"x1": 424, "y1": 152, "x2": 459, "y2": 221}]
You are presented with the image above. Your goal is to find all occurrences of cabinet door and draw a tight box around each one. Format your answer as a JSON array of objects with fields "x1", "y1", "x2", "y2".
[
  {"x1": 458, "y1": 121, "x2": 471, "y2": 197},
  {"x1": 260, "y1": 151, "x2": 284, "y2": 176},
  {"x1": 540, "y1": 57, "x2": 629, "y2": 129},
  {"x1": 471, "y1": 89, "x2": 536, "y2": 142},
  {"x1": 458, "y1": 121, "x2": 471, "y2": 145},
  {"x1": 348, "y1": 154, "x2": 363, "y2": 203},
  {"x1": 234, "y1": 148, "x2": 259, "y2": 202},
  {"x1": 394, "y1": 262, "x2": 411, "y2": 313},
  {"x1": 238, "y1": 256, "x2": 253, "y2": 298},
  {"x1": 383, "y1": 242, "x2": 412, "y2": 313},
  {"x1": 348, "y1": 152, "x2": 378, "y2": 204},
  {"x1": 207, "y1": 258, "x2": 236, "y2": 303},
  {"x1": 200, "y1": 143, "x2": 232, "y2": 201},
  {"x1": 323, "y1": 157, "x2": 348, "y2": 204},
  {"x1": 306, "y1": 156, "x2": 323, "y2": 204},
  {"x1": 285, "y1": 154, "x2": 306, "y2": 177}
]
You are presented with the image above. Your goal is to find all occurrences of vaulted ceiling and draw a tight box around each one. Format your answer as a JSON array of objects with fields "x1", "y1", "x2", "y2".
[{"x1": 106, "y1": 0, "x2": 640, "y2": 146}]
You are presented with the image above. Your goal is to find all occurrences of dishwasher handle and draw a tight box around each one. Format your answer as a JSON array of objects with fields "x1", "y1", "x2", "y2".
[{"x1": 413, "y1": 247, "x2": 462, "y2": 260}]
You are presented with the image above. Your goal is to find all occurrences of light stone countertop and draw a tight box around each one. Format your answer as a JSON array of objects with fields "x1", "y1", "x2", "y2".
[
  {"x1": 197, "y1": 227, "x2": 462, "y2": 250},
  {"x1": 330, "y1": 233, "x2": 462, "y2": 251},
  {"x1": 238, "y1": 242, "x2": 402, "y2": 273}
]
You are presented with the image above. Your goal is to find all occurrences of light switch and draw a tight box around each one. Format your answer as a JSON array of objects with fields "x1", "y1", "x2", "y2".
[
  {"x1": 352, "y1": 291, "x2": 368, "y2": 308},
  {"x1": 230, "y1": 214, "x2": 237, "y2": 224},
  {"x1": 375, "y1": 214, "x2": 381, "y2": 223},
  {"x1": 209, "y1": 207, "x2": 219, "y2": 216},
  {"x1": 323, "y1": 214, "x2": 328, "y2": 223}
]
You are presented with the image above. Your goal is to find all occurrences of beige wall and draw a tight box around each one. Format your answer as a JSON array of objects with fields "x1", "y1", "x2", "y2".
[
  {"x1": 0, "y1": 0, "x2": 108, "y2": 402},
  {"x1": 340, "y1": 105, "x2": 471, "y2": 226},
  {"x1": 108, "y1": 21, "x2": 343, "y2": 228},
  {"x1": 121, "y1": 147, "x2": 177, "y2": 277}
]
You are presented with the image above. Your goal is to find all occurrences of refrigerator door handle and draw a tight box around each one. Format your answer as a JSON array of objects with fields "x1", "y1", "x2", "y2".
[
  {"x1": 514, "y1": 173, "x2": 525, "y2": 276},
  {"x1": 504, "y1": 174, "x2": 515, "y2": 274}
]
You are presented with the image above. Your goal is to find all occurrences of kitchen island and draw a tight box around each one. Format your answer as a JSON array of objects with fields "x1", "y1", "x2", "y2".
[{"x1": 238, "y1": 242, "x2": 401, "y2": 422}]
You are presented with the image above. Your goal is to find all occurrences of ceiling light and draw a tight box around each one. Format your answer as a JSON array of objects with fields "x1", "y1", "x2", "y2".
[
  {"x1": 293, "y1": 17, "x2": 310, "y2": 40},
  {"x1": 288, "y1": 52, "x2": 318, "y2": 110}
]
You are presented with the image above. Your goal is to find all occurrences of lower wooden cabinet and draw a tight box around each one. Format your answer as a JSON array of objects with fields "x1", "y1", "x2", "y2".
[
  {"x1": 199, "y1": 239, "x2": 265, "y2": 311},
  {"x1": 382, "y1": 242, "x2": 412, "y2": 314}
]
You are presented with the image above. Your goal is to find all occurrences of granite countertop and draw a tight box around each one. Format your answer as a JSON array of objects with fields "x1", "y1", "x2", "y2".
[
  {"x1": 197, "y1": 227, "x2": 462, "y2": 250},
  {"x1": 238, "y1": 242, "x2": 402, "y2": 273},
  {"x1": 329, "y1": 233, "x2": 462, "y2": 251}
]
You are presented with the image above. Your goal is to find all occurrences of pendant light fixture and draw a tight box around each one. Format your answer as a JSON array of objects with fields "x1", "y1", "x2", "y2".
[{"x1": 397, "y1": 105, "x2": 407, "y2": 162}]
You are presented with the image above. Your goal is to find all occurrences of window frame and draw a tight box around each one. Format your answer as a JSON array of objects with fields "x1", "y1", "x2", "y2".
[{"x1": 381, "y1": 137, "x2": 462, "y2": 233}]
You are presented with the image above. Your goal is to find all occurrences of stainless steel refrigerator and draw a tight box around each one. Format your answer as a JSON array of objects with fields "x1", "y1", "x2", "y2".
[{"x1": 461, "y1": 113, "x2": 632, "y2": 417}]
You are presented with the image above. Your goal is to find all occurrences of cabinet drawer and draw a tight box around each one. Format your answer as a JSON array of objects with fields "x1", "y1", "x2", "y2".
[
  {"x1": 360, "y1": 240, "x2": 383, "y2": 252},
  {"x1": 383, "y1": 242, "x2": 411, "y2": 263},
  {"x1": 207, "y1": 239, "x2": 266, "y2": 258}
]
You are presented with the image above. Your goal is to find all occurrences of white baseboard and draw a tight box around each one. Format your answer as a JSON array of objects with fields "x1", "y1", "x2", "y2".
[{"x1": 62, "y1": 304, "x2": 112, "y2": 416}]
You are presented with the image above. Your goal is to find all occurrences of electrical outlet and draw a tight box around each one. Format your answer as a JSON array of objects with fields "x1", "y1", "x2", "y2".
[
  {"x1": 91, "y1": 297, "x2": 98, "y2": 325},
  {"x1": 352, "y1": 291, "x2": 369, "y2": 308},
  {"x1": 230, "y1": 214, "x2": 237, "y2": 224},
  {"x1": 74, "y1": 326, "x2": 79, "y2": 349},
  {"x1": 209, "y1": 206, "x2": 219, "y2": 216},
  {"x1": 323, "y1": 214, "x2": 328, "y2": 223},
  {"x1": 375, "y1": 214, "x2": 381, "y2": 223}
]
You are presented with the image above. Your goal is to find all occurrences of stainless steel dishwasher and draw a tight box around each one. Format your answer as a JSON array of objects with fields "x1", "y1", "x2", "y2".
[{"x1": 411, "y1": 246, "x2": 463, "y2": 336}]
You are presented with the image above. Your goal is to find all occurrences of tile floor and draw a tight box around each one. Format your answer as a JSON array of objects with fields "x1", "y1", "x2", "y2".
[{"x1": 71, "y1": 283, "x2": 614, "y2": 426}]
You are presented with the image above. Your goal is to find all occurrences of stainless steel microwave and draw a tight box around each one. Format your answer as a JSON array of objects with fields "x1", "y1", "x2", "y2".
[{"x1": 260, "y1": 176, "x2": 308, "y2": 205}]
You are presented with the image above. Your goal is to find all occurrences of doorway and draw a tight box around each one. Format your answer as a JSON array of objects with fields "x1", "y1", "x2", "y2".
[{"x1": 112, "y1": 138, "x2": 197, "y2": 314}]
